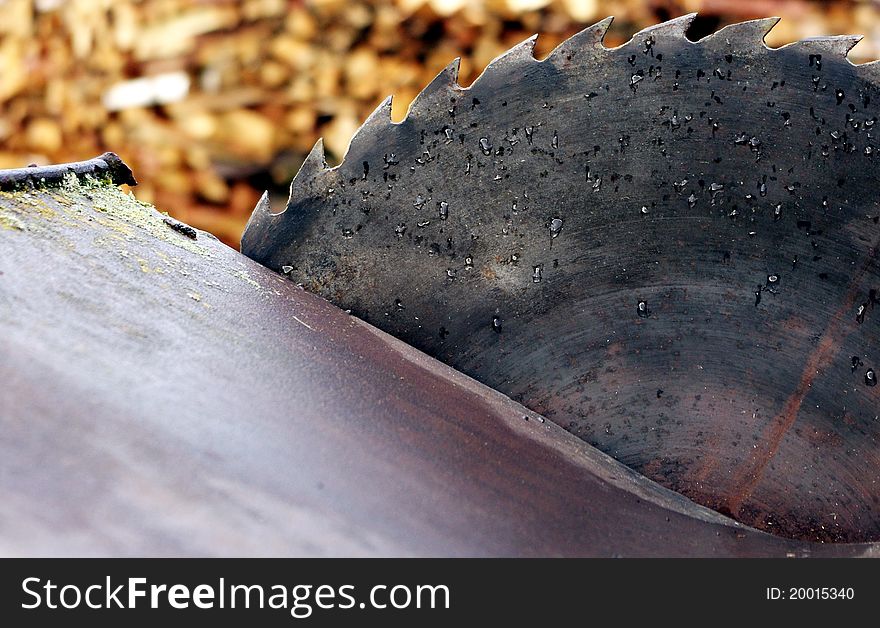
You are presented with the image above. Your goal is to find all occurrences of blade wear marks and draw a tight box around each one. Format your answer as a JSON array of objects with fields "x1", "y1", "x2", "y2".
[{"x1": 243, "y1": 17, "x2": 880, "y2": 543}]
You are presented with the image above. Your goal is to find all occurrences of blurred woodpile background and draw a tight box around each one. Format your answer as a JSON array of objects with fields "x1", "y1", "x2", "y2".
[{"x1": 2, "y1": 0, "x2": 879, "y2": 244}]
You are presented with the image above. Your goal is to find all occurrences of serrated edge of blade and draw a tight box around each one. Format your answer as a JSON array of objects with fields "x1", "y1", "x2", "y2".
[
  {"x1": 776, "y1": 34, "x2": 864, "y2": 56},
  {"x1": 698, "y1": 17, "x2": 780, "y2": 46},
  {"x1": 242, "y1": 14, "x2": 876, "y2": 234}
]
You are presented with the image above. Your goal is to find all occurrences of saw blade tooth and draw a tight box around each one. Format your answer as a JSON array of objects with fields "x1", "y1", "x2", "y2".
[
  {"x1": 470, "y1": 35, "x2": 539, "y2": 87},
  {"x1": 492, "y1": 34, "x2": 538, "y2": 63},
  {"x1": 354, "y1": 96, "x2": 394, "y2": 129},
  {"x1": 629, "y1": 12, "x2": 696, "y2": 43},
  {"x1": 359, "y1": 95, "x2": 394, "y2": 130},
  {"x1": 240, "y1": 190, "x2": 275, "y2": 254},
  {"x1": 701, "y1": 17, "x2": 780, "y2": 46},
  {"x1": 404, "y1": 58, "x2": 462, "y2": 120},
  {"x1": 546, "y1": 16, "x2": 613, "y2": 63},
  {"x1": 294, "y1": 137, "x2": 327, "y2": 180},
  {"x1": 779, "y1": 34, "x2": 863, "y2": 57},
  {"x1": 283, "y1": 137, "x2": 327, "y2": 207},
  {"x1": 253, "y1": 189, "x2": 273, "y2": 216},
  {"x1": 339, "y1": 95, "x2": 394, "y2": 164},
  {"x1": 241, "y1": 139, "x2": 328, "y2": 254},
  {"x1": 445, "y1": 56, "x2": 462, "y2": 86}
]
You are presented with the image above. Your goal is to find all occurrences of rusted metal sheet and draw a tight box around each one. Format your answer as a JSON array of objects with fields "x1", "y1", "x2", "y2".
[
  {"x1": 0, "y1": 176, "x2": 875, "y2": 556},
  {"x1": 242, "y1": 17, "x2": 880, "y2": 542}
]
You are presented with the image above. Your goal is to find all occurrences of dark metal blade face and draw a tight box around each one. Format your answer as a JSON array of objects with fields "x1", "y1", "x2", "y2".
[{"x1": 243, "y1": 16, "x2": 880, "y2": 543}]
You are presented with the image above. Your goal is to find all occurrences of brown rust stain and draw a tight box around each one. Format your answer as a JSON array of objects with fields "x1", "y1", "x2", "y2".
[
  {"x1": 692, "y1": 429, "x2": 724, "y2": 483},
  {"x1": 725, "y1": 238, "x2": 878, "y2": 517}
]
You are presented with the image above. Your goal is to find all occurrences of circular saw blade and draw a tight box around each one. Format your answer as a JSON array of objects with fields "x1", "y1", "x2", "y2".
[{"x1": 243, "y1": 15, "x2": 880, "y2": 543}]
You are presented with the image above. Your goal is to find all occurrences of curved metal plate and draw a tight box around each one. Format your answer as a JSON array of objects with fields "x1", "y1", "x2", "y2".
[
  {"x1": 243, "y1": 17, "x2": 880, "y2": 542},
  {"x1": 9, "y1": 181, "x2": 879, "y2": 556}
]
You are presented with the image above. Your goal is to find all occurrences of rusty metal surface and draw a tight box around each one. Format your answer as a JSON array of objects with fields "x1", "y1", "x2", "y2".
[
  {"x1": 242, "y1": 16, "x2": 880, "y2": 543},
  {"x1": 1, "y1": 181, "x2": 876, "y2": 556}
]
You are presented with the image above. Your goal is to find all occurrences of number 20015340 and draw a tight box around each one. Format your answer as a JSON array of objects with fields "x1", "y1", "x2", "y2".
[{"x1": 766, "y1": 588, "x2": 854, "y2": 600}]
